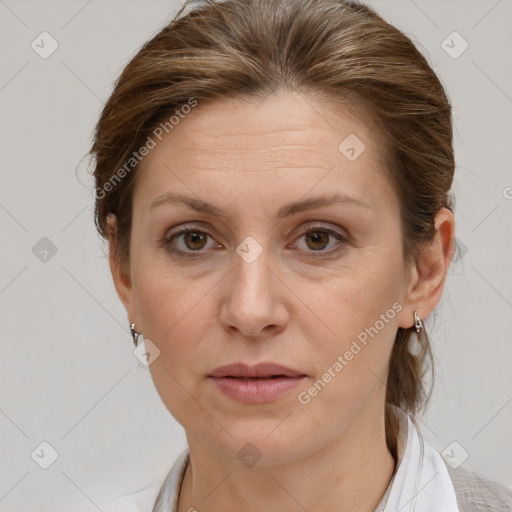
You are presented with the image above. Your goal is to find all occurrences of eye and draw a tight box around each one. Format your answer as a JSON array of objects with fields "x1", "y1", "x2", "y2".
[
  {"x1": 292, "y1": 225, "x2": 347, "y2": 257},
  {"x1": 163, "y1": 227, "x2": 219, "y2": 258}
]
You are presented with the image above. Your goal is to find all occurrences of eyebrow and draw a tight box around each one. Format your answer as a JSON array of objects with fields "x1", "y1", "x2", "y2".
[{"x1": 149, "y1": 192, "x2": 371, "y2": 218}]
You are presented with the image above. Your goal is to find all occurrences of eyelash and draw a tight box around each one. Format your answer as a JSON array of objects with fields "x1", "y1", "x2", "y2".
[{"x1": 161, "y1": 224, "x2": 348, "y2": 260}]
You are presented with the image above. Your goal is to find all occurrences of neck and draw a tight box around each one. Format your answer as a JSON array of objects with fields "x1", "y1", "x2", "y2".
[{"x1": 177, "y1": 403, "x2": 397, "y2": 512}]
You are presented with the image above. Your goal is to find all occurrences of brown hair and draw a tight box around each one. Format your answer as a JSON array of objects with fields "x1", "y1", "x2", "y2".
[{"x1": 89, "y1": 0, "x2": 455, "y2": 458}]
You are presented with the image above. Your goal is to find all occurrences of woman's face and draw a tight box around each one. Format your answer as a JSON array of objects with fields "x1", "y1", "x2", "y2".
[{"x1": 116, "y1": 91, "x2": 418, "y2": 465}]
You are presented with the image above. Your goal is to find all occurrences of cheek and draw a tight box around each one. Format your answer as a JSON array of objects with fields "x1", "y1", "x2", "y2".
[
  {"x1": 297, "y1": 248, "x2": 403, "y2": 341},
  {"x1": 136, "y1": 275, "x2": 211, "y2": 427},
  {"x1": 132, "y1": 244, "x2": 210, "y2": 340},
  {"x1": 293, "y1": 249, "x2": 402, "y2": 403},
  {"x1": 132, "y1": 258, "x2": 217, "y2": 386},
  {"x1": 135, "y1": 276, "x2": 205, "y2": 366},
  {"x1": 294, "y1": 301, "x2": 398, "y2": 436}
]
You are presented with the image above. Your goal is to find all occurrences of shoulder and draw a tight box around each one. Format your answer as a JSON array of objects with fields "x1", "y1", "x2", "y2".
[{"x1": 445, "y1": 462, "x2": 512, "y2": 512}]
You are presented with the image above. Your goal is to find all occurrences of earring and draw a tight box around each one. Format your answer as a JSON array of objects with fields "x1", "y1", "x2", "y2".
[
  {"x1": 130, "y1": 323, "x2": 140, "y2": 348},
  {"x1": 413, "y1": 311, "x2": 423, "y2": 335}
]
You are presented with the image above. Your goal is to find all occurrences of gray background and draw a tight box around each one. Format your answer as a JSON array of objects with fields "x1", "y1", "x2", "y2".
[{"x1": 1, "y1": 0, "x2": 511, "y2": 510}]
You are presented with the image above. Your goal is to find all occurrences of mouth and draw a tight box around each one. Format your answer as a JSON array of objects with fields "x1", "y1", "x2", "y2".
[
  {"x1": 208, "y1": 361, "x2": 307, "y2": 379},
  {"x1": 208, "y1": 362, "x2": 307, "y2": 404},
  {"x1": 221, "y1": 375, "x2": 294, "y2": 380}
]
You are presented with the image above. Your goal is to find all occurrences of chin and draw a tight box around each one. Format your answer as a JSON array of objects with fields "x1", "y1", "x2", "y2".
[{"x1": 197, "y1": 420, "x2": 315, "y2": 467}]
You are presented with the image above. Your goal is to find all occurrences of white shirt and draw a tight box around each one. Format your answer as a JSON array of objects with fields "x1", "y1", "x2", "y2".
[{"x1": 102, "y1": 405, "x2": 512, "y2": 512}]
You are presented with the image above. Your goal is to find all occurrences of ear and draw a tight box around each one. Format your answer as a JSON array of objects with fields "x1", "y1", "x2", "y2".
[
  {"x1": 106, "y1": 214, "x2": 139, "y2": 327},
  {"x1": 398, "y1": 207, "x2": 456, "y2": 329}
]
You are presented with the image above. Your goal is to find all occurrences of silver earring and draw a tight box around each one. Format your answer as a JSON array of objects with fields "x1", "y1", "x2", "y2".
[
  {"x1": 130, "y1": 323, "x2": 140, "y2": 348},
  {"x1": 413, "y1": 311, "x2": 423, "y2": 335}
]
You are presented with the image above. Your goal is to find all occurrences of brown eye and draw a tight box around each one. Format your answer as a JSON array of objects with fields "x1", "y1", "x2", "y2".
[
  {"x1": 305, "y1": 231, "x2": 330, "y2": 251},
  {"x1": 293, "y1": 226, "x2": 347, "y2": 258},
  {"x1": 163, "y1": 228, "x2": 218, "y2": 259},
  {"x1": 182, "y1": 231, "x2": 208, "y2": 250}
]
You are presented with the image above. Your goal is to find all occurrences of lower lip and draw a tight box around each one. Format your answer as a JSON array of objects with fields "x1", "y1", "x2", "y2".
[{"x1": 209, "y1": 376, "x2": 306, "y2": 404}]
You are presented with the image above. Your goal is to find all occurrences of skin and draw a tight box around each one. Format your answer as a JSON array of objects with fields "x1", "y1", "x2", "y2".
[{"x1": 107, "y1": 90, "x2": 455, "y2": 512}]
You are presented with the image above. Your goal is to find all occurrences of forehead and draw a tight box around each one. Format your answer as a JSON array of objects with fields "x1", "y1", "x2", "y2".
[{"x1": 134, "y1": 90, "x2": 395, "y2": 215}]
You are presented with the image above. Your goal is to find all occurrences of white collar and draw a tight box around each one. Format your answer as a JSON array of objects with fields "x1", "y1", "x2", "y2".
[{"x1": 376, "y1": 404, "x2": 459, "y2": 511}]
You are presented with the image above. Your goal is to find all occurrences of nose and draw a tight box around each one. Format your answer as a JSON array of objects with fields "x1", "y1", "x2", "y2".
[{"x1": 219, "y1": 244, "x2": 289, "y2": 338}]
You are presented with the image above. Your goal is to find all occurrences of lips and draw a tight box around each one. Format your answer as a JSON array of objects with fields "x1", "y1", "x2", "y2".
[
  {"x1": 208, "y1": 362, "x2": 307, "y2": 379},
  {"x1": 208, "y1": 362, "x2": 307, "y2": 404}
]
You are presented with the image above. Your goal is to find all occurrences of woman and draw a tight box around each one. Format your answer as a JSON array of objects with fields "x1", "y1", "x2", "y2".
[{"x1": 90, "y1": 0, "x2": 512, "y2": 510}]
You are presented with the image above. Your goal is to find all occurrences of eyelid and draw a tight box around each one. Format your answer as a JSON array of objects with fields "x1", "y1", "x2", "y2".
[{"x1": 297, "y1": 221, "x2": 349, "y2": 238}]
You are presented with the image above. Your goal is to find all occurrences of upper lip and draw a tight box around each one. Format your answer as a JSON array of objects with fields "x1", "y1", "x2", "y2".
[{"x1": 208, "y1": 362, "x2": 307, "y2": 378}]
